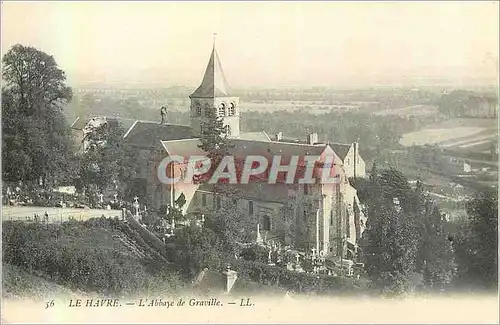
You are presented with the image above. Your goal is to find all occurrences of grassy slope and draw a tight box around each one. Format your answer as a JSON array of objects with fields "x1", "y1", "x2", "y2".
[
  {"x1": 2, "y1": 220, "x2": 186, "y2": 299},
  {"x1": 3, "y1": 263, "x2": 82, "y2": 301}
]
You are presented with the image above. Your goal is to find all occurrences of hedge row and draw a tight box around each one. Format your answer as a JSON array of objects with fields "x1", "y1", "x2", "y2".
[{"x1": 2, "y1": 221, "x2": 184, "y2": 296}]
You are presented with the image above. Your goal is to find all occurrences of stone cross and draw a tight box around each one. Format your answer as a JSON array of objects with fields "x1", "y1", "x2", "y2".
[{"x1": 98, "y1": 193, "x2": 104, "y2": 203}]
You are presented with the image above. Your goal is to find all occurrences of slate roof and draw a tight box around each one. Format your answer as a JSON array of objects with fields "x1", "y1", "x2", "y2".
[
  {"x1": 197, "y1": 182, "x2": 291, "y2": 204},
  {"x1": 234, "y1": 131, "x2": 271, "y2": 142},
  {"x1": 329, "y1": 143, "x2": 352, "y2": 160},
  {"x1": 190, "y1": 46, "x2": 231, "y2": 98},
  {"x1": 123, "y1": 121, "x2": 195, "y2": 149},
  {"x1": 161, "y1": 138, "x2": 337, "y2": 161},
  {"x1": 230, "y1": 138, "x2": 328, "y2": 159},
  {"x1": 278, "y1": 138, "x2": 353, "y2": 160},
  {"x1": 70, "y1": 116, "x2": 137, "y2": 131},
  {"x1": 161, "y1": 138, "x2": 344, "y2": 168},
  {"x1": 161, "y1": 138, "x2": 205, "y2": 157}
]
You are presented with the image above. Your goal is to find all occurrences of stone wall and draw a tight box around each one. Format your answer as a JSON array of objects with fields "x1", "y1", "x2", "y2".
[{"x1": 125, "y1": 210, "x2": 165, "y2": 252}]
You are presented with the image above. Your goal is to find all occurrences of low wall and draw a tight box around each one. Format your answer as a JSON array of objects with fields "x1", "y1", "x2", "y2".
[
  {"x1": 2, "y1": 206, "x2": 122, "y2": 223},
  {"x1": 125, "y1": 210, "x2": 165, "y2": 252}
]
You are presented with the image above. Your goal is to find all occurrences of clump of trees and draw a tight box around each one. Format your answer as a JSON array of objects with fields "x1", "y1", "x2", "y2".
[
  {"x1": 75, "y1": 120, "x2": 138, "y2": 201},
  {"x1": 438, "y1": 90, "x2": 498, "y2": 118},
  {"x1": 2, "y1": 45, "x2": 76, "y2": 187},
  {"x1": 356, "y1": 164, "x2": 497, "y2": 296},
  {"x1": 2, "y1": 44, "x2": 138, "y2": 202},
  {"x1": 452, "y1": 190, "x2": 498, "y2": 291},
  {"x1": 356, "y1": 166, "x2": 455, "y2": 296}
]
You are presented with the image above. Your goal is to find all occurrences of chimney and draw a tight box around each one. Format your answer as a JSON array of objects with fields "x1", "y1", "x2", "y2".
[
  {"x1": 275, "y1": 132, "x2": 283, "y2": 141},
  {"x1": 223, "y1": 265, "x2": 238, "y2": 293},
  {"x1": 307, "y1": 132, "x2": 318, "y2": 145}
]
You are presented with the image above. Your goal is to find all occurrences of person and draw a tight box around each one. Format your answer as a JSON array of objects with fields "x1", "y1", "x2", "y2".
[{"x1": 160, "y1": 105, "x2": 167, "y2": 124}]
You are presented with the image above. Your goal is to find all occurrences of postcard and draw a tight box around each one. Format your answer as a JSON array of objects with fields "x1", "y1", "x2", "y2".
[{"x1": 1, "y1": 1, "x2": 498, "y2": 324}]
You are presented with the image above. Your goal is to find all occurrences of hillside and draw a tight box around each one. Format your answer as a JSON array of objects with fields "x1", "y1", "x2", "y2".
[
  {"x1": 2, "y1": 218, "x2": 187, "y2": 299},
  {"x1": 3, "y1": 263, "x2": 81, "y2": 301}
]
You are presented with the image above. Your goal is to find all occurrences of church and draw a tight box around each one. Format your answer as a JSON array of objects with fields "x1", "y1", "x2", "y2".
[{"x1": 71, "y1": 43, "x2": 367, "y2": 259}]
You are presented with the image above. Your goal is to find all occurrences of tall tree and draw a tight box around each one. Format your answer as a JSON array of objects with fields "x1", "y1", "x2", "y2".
[
  {"x1": 453, "y1": 190, "x2": 498, "y2": 290},
  {"x1": 2, "y1": 45, "x2": 74, "y2": 186},
  {"x1": 410, "y1": 181, "x2": 455, "y2": 291},
  {"x1": 76, "y1": 121, "x2": 138, "y2": 201},
  {"x1": 361, "y1": 180, "x2": 419, "y2": 295},
  {"x1": 197, "y1": 108, "x2": 237, "y2": 193}
]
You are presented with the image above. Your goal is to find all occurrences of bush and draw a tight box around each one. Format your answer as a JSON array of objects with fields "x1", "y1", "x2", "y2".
[
  {"x1": 240, "y1": 244, "x2": 269, "y2": 263},
  {"x1": 231, "y1": 259, "x2": 357, "y2": 294},
  {"x1": 2, "y1": 221, "x2": 184, "y2": 297}
]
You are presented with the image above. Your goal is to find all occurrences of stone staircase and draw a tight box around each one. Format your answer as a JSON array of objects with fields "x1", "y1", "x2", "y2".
[{"x1": 112, "y1": 233, "x2": 152, "y2": 259}]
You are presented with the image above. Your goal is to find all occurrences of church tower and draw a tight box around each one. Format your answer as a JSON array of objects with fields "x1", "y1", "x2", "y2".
[{"x1": 189, "y1": 42, "x2": 240, "y2": 137}]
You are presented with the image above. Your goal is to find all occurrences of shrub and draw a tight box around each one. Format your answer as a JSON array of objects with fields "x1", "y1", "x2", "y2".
[{"x1": 2, "y1": 221, "x2": 183, "y2": 297}]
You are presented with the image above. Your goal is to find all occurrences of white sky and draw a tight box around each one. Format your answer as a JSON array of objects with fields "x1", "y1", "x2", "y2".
[{"x1": 2, "y1": 1, "x2": 499, "y2": 88}]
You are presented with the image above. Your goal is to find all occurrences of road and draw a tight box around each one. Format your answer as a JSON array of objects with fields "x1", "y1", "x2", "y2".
[
  {"x1": 2, "y1": 206, "x2": 123, "y2": 223},
  {"x1": 425, "y1": 191, "x2": 462, "y2": 202}
]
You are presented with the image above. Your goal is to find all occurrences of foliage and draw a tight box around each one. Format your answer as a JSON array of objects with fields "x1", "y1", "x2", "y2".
[
  {"x1": 2, "y1": 45, "x2": 75, "y2": 186},
  {"x1": 197, "y1": 107, "x2": 239, "y2": 197},
  {"x1": 240, "y1": 244, "x2": 270, "y2": 264},
  {"x1": 452, "y1": 190, "x2": 498, "y2": 290},
  {"x1": 169, "y1": 226, "x2": 228, "y2": 278},
  {"x1": 75, "y1": 121, "x2": 138, "y2": 198},
  {"x1": 359, "y1": 166, "x2": 455, "y2": 295},
  {"x1": 231, "y1": 259, "x2": 362, "y2": 295},
  {"x1": 2, "y1": 220, "x2": 184, "y2": 297},
  {"x1": 240, "y1": 110, "x2": 441, "y2": 161},
  {"x1": 438, "y1": 90, "x2": 497, "y2": 118}
]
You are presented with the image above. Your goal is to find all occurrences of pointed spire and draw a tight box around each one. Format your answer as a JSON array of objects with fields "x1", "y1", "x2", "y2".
[{"x1": 190, "y1": 37, "x2": 230, "y2": 98}]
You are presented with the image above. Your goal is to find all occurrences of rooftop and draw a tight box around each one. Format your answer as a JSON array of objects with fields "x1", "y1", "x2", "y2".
[
  {"x1": 190, "y1": 46, "x2": 231, "y2": 98},
  {"x1": 70, "y1": 116, "x2": 137, "y2": 131},
  {"x1": 123, "y1": 121, "x2": 195, "y2": 149}
]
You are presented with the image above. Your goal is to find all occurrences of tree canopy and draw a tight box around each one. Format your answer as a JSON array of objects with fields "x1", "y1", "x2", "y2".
[
  {"x1": 75, "y1": 121, "x2": 138, "y2": 200},
  {"x1": 452, "y1": 189, "x2": 498, "y2": 290},
  {"x1": 2, "y1": 44, "x2": 75, "y2": 186},
  {"x1": 359, "y1": 165, "x2": 455, "y2": 295}
]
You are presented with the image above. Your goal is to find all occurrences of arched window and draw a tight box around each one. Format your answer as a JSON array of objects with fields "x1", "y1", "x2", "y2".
[
  {"x1": 225, "y1": 125, "x2": 231, "y2": 136},
  {"x1": 218, "y1": 103, "x2": 226, "y2": 117},
  {"x1": 216, "y1": 196, "x2": 221, "y2": 209},
  {"x1": 248, "y1": 200, "x2": 254, "y2": 215},
  {"x1": 196, "y1": 104, "x2": 202, "y2": 116},
  {"x1": 262, "y1": 215, "x2": 271, "y2": 231},
  {"x1": 204, "y1": 102, "x2": 212, "y2": 117},
  {"x1": 202, "y1": 193, "x2": 207, "y2": 206},
  {"x1": 228, "y1": 102, "x2": 235, "y2": 116}
]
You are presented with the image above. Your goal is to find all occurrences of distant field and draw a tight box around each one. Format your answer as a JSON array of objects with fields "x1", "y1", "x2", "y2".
[
  {"x1": 400, "y1": 118, "x2": 498, "y2": 148},
  {"x1": 373, "y1": 104, "x2": 439, "y2": 117},
  {"x1": 236, "y1": 100, "x2": 373, "y2": 114}
]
